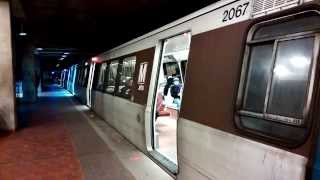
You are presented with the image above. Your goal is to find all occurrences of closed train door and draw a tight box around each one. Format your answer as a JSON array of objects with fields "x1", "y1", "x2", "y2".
[
  {"x1": 313, "y1": 55, "x2": 320, "y2": 178},
  {"x1": 86, "y1": 62, "x2": 96, "y2": 107},
  {"x1": 151, "y1": 32, "x2": 191, "y2": 172}
]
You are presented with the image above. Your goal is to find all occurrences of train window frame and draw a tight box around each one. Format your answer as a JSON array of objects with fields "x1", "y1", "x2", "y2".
[
  {"x1": 76, "y1": 66, "x2": 82, "y2": 87},
  {"x1": 92, "y1": 63, "x2": 101, "y2": 90},
  {"x1": 95, "y1": 62, "x2": 108, "y2": 92},
  {"x1": 78, "y1": 66, "x2": 84, "y2": 87},
  {"x1": 82, "y1": 65, "x2": 90, "y2": 87},
  {"x1": 235, "y1": 11, "x2": 320, "y2": 147},
  {"x1": 105, "y1": 60, "x2": 119, "y2": 94},
  {"x1": 115, "y1": 56, "x2": 136, "y2": 99}
]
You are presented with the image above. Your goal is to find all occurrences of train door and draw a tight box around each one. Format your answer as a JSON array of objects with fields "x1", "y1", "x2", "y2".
[
  {"x1": 63, "y1": 69, "x2": 69, "y2": 88},
  {"x1": 151, "y1": 32, "x2": 191, "y2": 171},
  {"x1": 313, "y1": 38, "x2": 320, "y2": 178},
  {"x1": 67, "y1": 68, "x2": 72, "y2": 91},
  {"x1": 67, "y1": 65, "x2": 77, "y2": 95},
  {"x1": 71, "y1": 65, "x2": 78, "y2": 95},
  {"x1": 86, "y1": 62, "x2": 96, "y2": 107},
  {"x1": 60, "y1": 71, "x2": 65, "y2": 87}
]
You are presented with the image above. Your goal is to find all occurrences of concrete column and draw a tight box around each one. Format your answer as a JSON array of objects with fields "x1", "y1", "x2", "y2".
[
  {"x1": 0, "y1": 0, "x2": 16, "y2": 131},
  {"x1": 22, "y1": 49, "x2": 38, "y2": 103}
]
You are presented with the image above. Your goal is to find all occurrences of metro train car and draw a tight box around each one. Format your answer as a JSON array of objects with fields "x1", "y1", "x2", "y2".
[{"x1": 64, "y1": 0, "x2": 320, "y2": 179}]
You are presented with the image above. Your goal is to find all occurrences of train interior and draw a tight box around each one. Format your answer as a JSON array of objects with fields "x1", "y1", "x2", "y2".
[{"x1": 153, "y1": 33, "x2": 191, "y2": 164}]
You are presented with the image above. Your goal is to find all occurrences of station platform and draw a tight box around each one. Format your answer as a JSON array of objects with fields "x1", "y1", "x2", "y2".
[{"x1": 0, "y1": 85, "x2": 173, "y2": 180}]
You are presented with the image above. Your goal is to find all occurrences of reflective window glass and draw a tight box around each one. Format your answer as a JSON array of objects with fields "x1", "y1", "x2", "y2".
[
  {"x1": 267, "y1": 37, "x2": 314, "y2": 119},
  {"x1": 76, "y1": 68, "x2": 82, "y2": 86},
  {"x1": 117, "y1": 57, "x2": 136, "y2": 98},
  {"x1": 92, "y1": 64, "x2": 101, "y2": 90},
  {"x1": 82, "y1": 67, "x2": 89, "y2": 87},
  {"x1": 105, "y1": 61, "x2": 119, "y2": 93},
  {"x1": 253, "y1": 15, "x2": 320, "y2": 40},
  {"x1": 164, "y1": 33, "x2": 191, "y2": 54},
  {"x1": 96, "y1": 63, "x2": 107, "y2": 90},
  {"x1": 243, "y1": 43, "x2": 274, "y2": 113}
]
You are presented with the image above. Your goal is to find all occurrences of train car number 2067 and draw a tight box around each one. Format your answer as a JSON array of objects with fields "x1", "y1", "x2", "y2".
[{"x1": 222, "y1": 2, "x2": 249, "y2": 22}]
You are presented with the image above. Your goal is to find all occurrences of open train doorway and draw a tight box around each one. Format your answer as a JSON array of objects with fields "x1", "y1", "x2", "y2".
[{"x1": 152, "y1": 32, "x2": 191, "y2": 170}]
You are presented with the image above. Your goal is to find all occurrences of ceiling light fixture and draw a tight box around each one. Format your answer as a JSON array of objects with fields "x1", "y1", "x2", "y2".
[
  {"x1": 91, "y1": 57, "x2": 99, "y2": 63},
  {"x1": 19, "y1": 24, "x2": 27, "y2": 36},
  {"x1": 19, "y1": 32, "x2": 27, "y2": 36},
  {"x1": 62, "y1": 55, "x2": 67, "y2": 58},
  {"x1": 64, "y1": 52, "x2": 70, "y2": 55}
]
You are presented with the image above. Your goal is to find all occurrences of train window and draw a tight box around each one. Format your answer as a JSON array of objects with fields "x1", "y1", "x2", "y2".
[
  {"x1": 78, "y1": 67, "x2": 84, "y2": 87},
  {"x1": 105, "y1": 61, "x2": 119, "y2": 94},
  {"x1": 92, "y1": 64, "x2": 100, "y2": 90},
  {"x1": 243, "y1": 43, "x2": 273, "y2": 113},
  {"x1": 116, "y1": 57, "x2": 136, "y2": 99},
  {"x1": 82, "y1": 66, "x2": 89, "y2": 87},
  {"x1": 253, "y1": 14, "x2": 320, "y2": 40},
  {"x1": 76, "y1": 67, "x2": 82, "y2": 86},
  {"x1": 236, "y1": 12, "x2": 320, "y2": 146},
  {"x1": 96, "y1": 63, "x2": 107, "y2": 91},
  {"x1": 164, "y1": 33, "x2": 190, "y2": 54},
  {"x1": 267, "y1": 38, "x2": 314, "y2": 119},
  {"x1": 80, "y1": 67, "x2": 85, "y2": 86}
]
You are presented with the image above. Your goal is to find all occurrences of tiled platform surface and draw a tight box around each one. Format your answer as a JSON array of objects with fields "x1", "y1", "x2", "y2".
[
  {"x1": 0, "y1": 97, "x2": 84, "y2": 180},
  {"x1": 0, "y1": 86, "x2": 172, "y2": 180}
]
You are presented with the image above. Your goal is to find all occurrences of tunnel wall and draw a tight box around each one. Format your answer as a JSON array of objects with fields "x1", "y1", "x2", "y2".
[{"x1": 0, "y1": 0, "x2": 16, "y2": 131}]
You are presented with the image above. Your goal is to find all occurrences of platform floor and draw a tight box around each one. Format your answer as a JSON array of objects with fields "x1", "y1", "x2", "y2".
[
  {"x1": 155, "y1": 116, "x2": 177, "y2": 164},
  {"x1": 0, "y1": 86, "x2": 173, "y2": 180}
]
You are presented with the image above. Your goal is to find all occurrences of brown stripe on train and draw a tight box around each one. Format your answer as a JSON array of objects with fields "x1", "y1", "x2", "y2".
[
  {"x1": 179, "y1": 2, "x2": 320, "y2": 159},
  {"x1": 131, "y1": 47, "x2": 156, "y2": 105}
]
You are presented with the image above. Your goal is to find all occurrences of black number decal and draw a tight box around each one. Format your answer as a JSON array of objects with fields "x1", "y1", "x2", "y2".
[
  {"x1": 236, "y1": 5, "x2": 242, "y2": 17},
  {"x1": 242, "y1": 2, "x2": 249, "y2": 16},
  {"x1": 222, "y1": 2, "x2": 250, "y2": 22},
  {"x1": 222, "y1": 10, "x2": 228, "y2": 22},
  {"x1": 228, "y1": 8, "x2": 235, "y2": 20}
]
